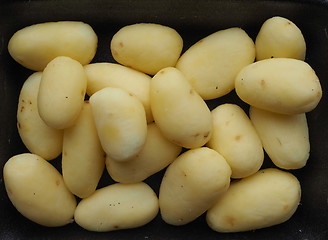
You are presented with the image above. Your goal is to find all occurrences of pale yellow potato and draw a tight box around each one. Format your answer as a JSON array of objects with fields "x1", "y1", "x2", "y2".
[
  {"x1": 206, "y1": 168, "x2": 301, "y2": 232},
  {"x1": 249, "y1": 106, "x2": 310, "y2": 169},
  {"x1": 235, "y1": 58, "x2": 322, "y2": 114},
  {"x1": 176, "y1": 27, "x2": 255, "y2": 100},
  {"x1": 74, "y1": 182, "x2": 159, "y2": 232},
  {"x1": 159, "y1": 147, "x2": 231, "y2": 226},
  {"x1": 150, "y1": 67, "x2": 212, "y2": 148},
  {"x1": 3, "y1": 153, "x2": 77, "y2": 227},
  {"x1": 84, "y1": 63, "x2": 153, "y2": 122},
  {"x1": 255, "y1": 16, "x2": 306, "y2": 61},
  {"x1": 111, "y1": 23, "x2": 183, "y2": 75},
  {"x1": 89, "y1": 87, "x2": 147, "y2": 161},
  {"x1": 62, "y1": 102, "x2": 105, "y2": 198},
  {"x1": 106, "y1": 122, "x2": 182, "y2": 183},
  {"x1": 17, "y1": 72, "x2": 63, "y2": 160},
  {"x1": 207, "y1": 104, "x2": 263, "y2": 178},
  {"x1": 8, "y1": 21, "x2": 97, "y2": 71},
  {"x1": 38, "y1": 56, "x2": 87, "y2": 129}
]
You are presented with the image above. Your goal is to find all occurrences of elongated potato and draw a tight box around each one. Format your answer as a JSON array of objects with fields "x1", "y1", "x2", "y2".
[
  {"x1": 106, "y1": 122, "x2": 182, "y2": 183},
  {"x1": 176, "y1": 27, "x2": 255, "y2": 100},
  {"x1": 207, "y1": 104, "x2": 263, "y2": 178},
  {"x1": 38, "y1": 56, "x2": 87, "y2": 129},
  {"x1": 255, "y1": 16, "x2": 306, "y2": 61},
  {"x1": 150, "y1": 67, "x2": 212, "y2": 148},
  {"x1": 159, "y1": 147, "x2": 231, "y2": 226},
  {"x1": 235, "y1": 58, "x2": 322, "y2": 114},
  {"x1": 3, "y1": 153, "x2": 77, "y2": 227},
  {"x1": 90, "y1": 87, "x2": 147, "y2": 161},
  {"x1": 74, "y1": 182, "x2": 159, "y2": 232},
  {"x1": 17, "y1": 72, "x2": 63, "y2": 160},
  {"x1": 249, "y1": 106, "x2": 310, "y2": 169},
  {"x1": 84, "y1": 63, "x2": 153, "y2": 122},
  {"x1": 111, "y1": 23, "x2": 183, "y2": 75},
  {"x1": 8, "y1": 21, "x2": 97, "y2": 71},
  {"x1": 206, "y1": 168, "x2": 301, "y2": 232},
  {"x1": 62, "y1": 102, "x2": 105, "y2": 198}
]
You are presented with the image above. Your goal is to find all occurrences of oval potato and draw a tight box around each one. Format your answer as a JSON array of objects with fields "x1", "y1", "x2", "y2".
[
  {"x1": 74, "y1": 182, "x2": 159, "y2": 232},
  {"x1": 3, "y1": 153, "x2": 76, "y2": 227},
  {"x1": 8, "y1": 21, "x2": 97, "y2": 71}
]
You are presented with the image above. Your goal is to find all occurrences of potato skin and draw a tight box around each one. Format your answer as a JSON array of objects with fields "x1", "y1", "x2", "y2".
[
  {"x1": 206, "y1": 168, "x2": 301, "y2": 232},
  {"x1": 3, "y1": 153, "x2": 77, "y2": 227},
  {"x1": 17, "y1": 72, "x2": 63, "y2": 160},
  {"x1": 8, "y1": 21, "x2": 97, "y2": 71}
]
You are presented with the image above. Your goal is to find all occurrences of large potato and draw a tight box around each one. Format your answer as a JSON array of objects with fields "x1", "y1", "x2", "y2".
[
  {"x1": 206, "y1": 168, "x2": 301, "y2": 232},
  {"x1": 255, "y1": 16, "x2": 306, "y2": 61},
  {"x1": 235, "y1": 58, "x2": 322, "y2": 114},
  {"x1": 62, "y1": 102, "x2": 105, "y2": 198},
  {"x1": 249, "y1": 106, "x2": 310, "y2": 169},
  {"x1": 17, "y1": 72, "x2": 63, "y2": 160},
  {"x1": 176, "y1": 27, "x2": 255, "y2": 100},
  {"x1": 38, "y1": 56, "x2": 87, "y2": 129},
  {"x1": 8, "y1": 21, "x2": 97, "y2": 71},
  {"x1": 111, "y1": 23, "x2": 183, "y2": 75},
  {"x1": 106, "y1": 122, "x2": 182, "y2": 183},
  {"x1": 74, "y1": 182, "x2": 159, "y2": 232},
  {"x1": 90, "y1": 87, "x2": 147, "y2": 161},
  {"x1": 84, "y1": 63, "x2": 153, "y2": 122},
  {"x1": 207, "y1": 104, "x2": 263, "y2": 178},
  {"x1": 159, "y1": 147, "x2": 231, "y2": 226},
  {"x1": 3, "y1": 153, "x2": 77, "y2": 227},
  {"x1": 150, "y1": 67, "x2": 212, "y2": 148}
]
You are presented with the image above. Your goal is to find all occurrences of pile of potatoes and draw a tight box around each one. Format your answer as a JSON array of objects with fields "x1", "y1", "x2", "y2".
[{"x1": 3, "y1": 16, "x2": 322, "y2": 233}]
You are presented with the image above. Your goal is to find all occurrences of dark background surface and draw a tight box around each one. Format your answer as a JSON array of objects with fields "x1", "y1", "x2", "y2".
[{"x1": 0, "y1": 0, "x2": 327, "y2": 239}]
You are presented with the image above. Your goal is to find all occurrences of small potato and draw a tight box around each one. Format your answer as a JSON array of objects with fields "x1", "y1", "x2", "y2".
[
  {"x1": 235, "y1": 58, "x2": 322, "y2": 114},
  {"x1": 84, "y1": 63, "x2": 153, "y2": 122},
  {"x1": 17, "y1": 72, "x2": 63, "y2": 160},
  {"x1": 150, "y1": 67, "x2": 212, "y2": 148},
  {"x1": 176, "y1": 27, "x2": 255, "y2": 100},
  {"x1": 249, "y1": 106, "x2": 310, "y2": 169},
  {"x1": 3, "y1": 153, "x2": 77, "y2": 227},
  {"x1": 159, "y1": 147, "x2": 231, "y2": 226},
  {"x1": 106, "y1": 122, "x2": 182, "y2": 183},
  {"x1": 206, "y1": 168, "x2": 301, "y2": 232},
  {"x1": 62, "y1": 102, "x2": 105, "y2": 198},
  {"x1": 74, "y1": 182, "x2": 159, "y2": 232},
  {"x1": 38, "y1": 56, "x2": 87, "y2": 129},
  {"x1": 111, "y1": 23, "x2": 183, "y2": 75},
  {"x1": 255, "y1": 16, "x2": 306, "y2": 61},
  {"x1": 8, "y1": 21, "x2": 97, "y2": 71},
  {"x1": 90, "y1": 87, "x2": 147, "y2": 161},
  {"x1": 207, "y1": 104, "x2": 263, "y2": 178}
]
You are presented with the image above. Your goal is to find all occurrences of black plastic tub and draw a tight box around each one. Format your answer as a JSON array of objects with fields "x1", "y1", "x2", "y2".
[{"x1": 0, "y1": 0, "x2": 327, "y2": 239}]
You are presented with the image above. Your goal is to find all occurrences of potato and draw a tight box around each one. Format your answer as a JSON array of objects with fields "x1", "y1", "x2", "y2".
[
  {"x1": 176, "y1": 27, "x2": 255, "y2": 100},
  {"x1": 62, "y1": 102, "x2": 105, "y2": 198},
  {"x1": 37, "y1": 56, "x2": 87, "y2": 129},
  {"x1": 159, "y1": 147, "x2": 231, "y2": 226},
  {"x1": 8, "y1": 21, "x2": 97, "y2": 71},
  {"x1": 207, "y1": 104, "x2": 263, "y2": 178},
  {"x1": 235, "y1": 58, "x2": 322, "y2": 114},
  {"x1": 249, "y1": 106, "x2": 310, "y2": 169},
  {"x1": 17, "y1": 72, "x2": 63, "y2": 160},
  {"x1": 3, "y1": 153, "x2": 77, "y2": 227},
  {"x1": 89, "y1": 87, "x2": 147, "y2": 161},
  {"x1": 206, "y1": 168, "x2": 301, "y2": 232},
  {"x1": 106, "y1": 122, "x2": 182, "y2": 183},
  {"x1": 74, "y1": 182, "x2": 159, "y2": 232},
  {"x1": 150, "y1": 67, "x2": 212, "y2": 148},
  {"x1": 255, "y1": 16, "x2": 306, "y2": 61},
  {"x1": 84, "y1": 63, "x2": 153, "y2": 122},
  {"x1": 111, "y1": 23, "x2": 183, "y2": 75}
]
